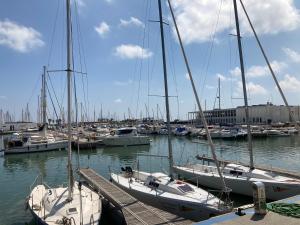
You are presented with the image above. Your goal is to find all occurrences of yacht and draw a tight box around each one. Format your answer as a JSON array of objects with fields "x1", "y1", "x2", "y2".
[
  {"x1": 3, "y1": 132, "x2": 67, "y2": 154},
  {"x1": 102, "y1": 127, "x2": 150, "y2": 146}
]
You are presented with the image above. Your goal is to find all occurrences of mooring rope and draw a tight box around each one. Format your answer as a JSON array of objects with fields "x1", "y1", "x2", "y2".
[{"x1": 267, "y1": 203, "x2": 300, "y2": 218}]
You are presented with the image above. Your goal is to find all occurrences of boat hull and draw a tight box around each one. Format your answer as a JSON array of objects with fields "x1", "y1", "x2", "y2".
[
  {"x1": 4, "y1": 141, "x2": 67, "y2": 154},
  {"x1": 173, "y1": 166, "x2": 300, "y2": 200},
  {"x1": 103, "y1": 136, "x2": 150, "y2": 147},
  {"x1": 111, "y1": 174, "x2": 224, "y2": 221}
]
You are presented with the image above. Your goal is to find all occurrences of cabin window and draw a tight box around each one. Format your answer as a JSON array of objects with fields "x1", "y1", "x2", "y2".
[
  {"x1": 117, "y1": 129, "x2": 133, "y2": 135},
  {"x1": 229, "y1": 170, "x2": 243, "y2": 176},
  {"x1": 178, "y1": 184, "x2": 194, "y2": 193},
  {"x1": 148, "y1": 181, "x2": 159, "y2": 188}
]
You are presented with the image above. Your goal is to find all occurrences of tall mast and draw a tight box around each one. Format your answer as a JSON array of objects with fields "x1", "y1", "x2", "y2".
[
  {"x1": 66, "y1": 0, "x2": 74, "y2": 200},
  {"x1": 167, "y1": 0, "x2": 228, "y2": 191},
  {"x1": 233, "y1": 0, "x2": 254, "y2": 169},
  {"x1": 239, "y1": 0, "x2": 298, "y2": 130},
  {"x1": 158, "y1": 0, "x2": 174, "y2": 177},
  {"x1": 42, "y1": 66, "x2": 47, "y2": 125},
  {"x1": 218, "y1": 77, "x2": 221, "y2": 110}
]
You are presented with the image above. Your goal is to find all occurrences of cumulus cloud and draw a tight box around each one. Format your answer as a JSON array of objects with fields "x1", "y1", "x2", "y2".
[
  {"x1": 0, "y1": 19, "x2": 44, "y2": 53},
  {"x1": 171, "y1": 0, "x2": 300, "y2": 44},
  {"x1": 114, "y1": 44, "x2": 153, "y2": 59},
  {"x1": 120, "y1": 17, "x2": 144, "y2": 28},
  {"x1": 279, "y1": 74, "x2": 300, "y2": 92},
  {"x1": 95, "y1": 22, "x2": 110, "y2": 37},
  {"x1": 283, "y1": 47, "x2": 300, "y2": 63},
  {"x1": 235, "y1": 81, "x2": 267, "y2": 96},
  {"x1": 114, "y1": 98, "x2": 122, "y2": 103},
  {"x1": 185, "y1": 73, "x2": 190, "y2": 80},
  {"x1": 216, "y1": 73, "x2": 226, "y2": 81},
  {"x1": 230, "y1": 61, "x2": 286, "y2": 78}
]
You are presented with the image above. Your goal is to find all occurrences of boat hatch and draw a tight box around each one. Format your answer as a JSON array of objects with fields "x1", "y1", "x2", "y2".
[
  {"x1": 117, "y1": 129, "x2": 133, "y2": 135},
  {"x1": 229, "y1": 170, "x2": 243, "y2": 176},
  {"x1": 67, "y1": 207, "x2": 78, "y2": 215},
  {"x1": 177, "y1": 184, "x2": 194, "y2": 193}
]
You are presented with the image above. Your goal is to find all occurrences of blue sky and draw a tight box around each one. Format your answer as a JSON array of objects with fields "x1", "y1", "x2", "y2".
[{"x1": 1, "y1": 0, "x2": 300, "y2": 121}]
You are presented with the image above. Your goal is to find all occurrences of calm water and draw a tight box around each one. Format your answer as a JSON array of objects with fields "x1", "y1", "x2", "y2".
[{"x1": 0, "y1": 135, "x2": 300, "y2": 225}]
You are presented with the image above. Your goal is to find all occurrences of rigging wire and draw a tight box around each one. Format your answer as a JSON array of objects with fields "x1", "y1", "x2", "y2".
[{"x1": 200, "y1": 0, "x2": 224, "y2": 98}]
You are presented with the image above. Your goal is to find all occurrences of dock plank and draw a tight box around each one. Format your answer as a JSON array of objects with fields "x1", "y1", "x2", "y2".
[{"x1": 78, "y1": 168, "x2": 193, "y2": 225}]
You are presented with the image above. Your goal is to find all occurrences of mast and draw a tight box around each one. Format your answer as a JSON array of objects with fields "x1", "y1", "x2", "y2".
[
  {"x1": 158, "y1": 0, "x2": 174, "y2": 177},
  {"x1": 233, "y1": 0, "x2": 254, "y2": 169},
  {"x1": 66, "y1": 0, "x2": 74, "y2": 200},
  {"x1": 167, "y1": 0, "x2": 228, "y2": 191},
  {"x1": 239, "y1": 0, "x2": 298, "y2": 130},
  {"x1": 42, "y1": 66, "x2": 47, "y2": 125},
  {"x1": 218, "y1": 77, "x2": 221, "y2": 110}
]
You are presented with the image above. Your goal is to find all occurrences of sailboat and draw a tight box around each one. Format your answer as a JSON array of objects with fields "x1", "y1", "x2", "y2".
[
  {"x1": 172, "y1": 0, "x2": 300, "y2": 201},
  {"x1": 110, "y1": 0, "x2": 231, "y2": 221},
  {"x1": 27, "y1": 0, "x2": 102, "y2": 224},
  {"x1": 3, "y1": 66, "x2": 68, "y2": 155}
]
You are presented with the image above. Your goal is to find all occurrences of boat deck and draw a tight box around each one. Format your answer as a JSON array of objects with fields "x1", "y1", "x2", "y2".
[
  {"x1": 196, "y1": 155, "x2": 300, "y2": 179},
  {"x1": 78, "y1": 168, "x2": 193, "y2": 225},
  {"x1": 196, "y1": 195, "x2": 300, "y2": 225}
]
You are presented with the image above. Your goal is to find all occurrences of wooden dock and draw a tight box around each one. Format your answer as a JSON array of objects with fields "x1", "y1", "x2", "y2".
[{"x1": 78, "y1": 168, "x2": 193, "y2": 225}]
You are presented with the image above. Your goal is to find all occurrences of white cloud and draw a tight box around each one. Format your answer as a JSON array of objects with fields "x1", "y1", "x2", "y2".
[
  {"x1": 283, "y1": 47, "x2": 300, "y2": 63},
  {"x1": 0, "y1": 19, "x2": 44, "y2": 53},
  {"x1": 185, "y1": 73, "x2": 190, "y2": 80},
  {"x1": 279, "y1": 74, "x2": 300, "y2": 92},
  {"x1": 171, "y1": 0, "x2": 300, "y2": 44},
  {"x1": 95, "y1": 22, "x2": 110, "y2": 38},
  {"x1": 0, "y1": 95, "x2": 7, "y2": 100},
  {"x1": 216, "y1": 73, "x2": 226, "y2": 81},
  {"x1": 114, "y1": 98, "x2": 122, "y2": 103},
  {"x1": 114, "y1": 79, "x2": 133, "y2": 86},
  {"x1": 230, "y1": 67, "x2": 241, "y2": 77},
  {"x1": 114, "y1": 44, "x2": 153, "y2": 59},
  {"x1": 235, "y1": 81, "x2": 267, "y2": 96},
  {"x1": 120, "y1": 17, "x2": 144, "y2": 28},
  {"x1": 230, "y1": 61, "x2": 286, "y2": 78}
]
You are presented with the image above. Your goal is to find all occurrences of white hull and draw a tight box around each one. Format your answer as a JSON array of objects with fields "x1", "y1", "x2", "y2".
[
  {"x1": 103, "y1": 136, "x2": 150, "y2": 147},
  {"x1": 174, "y1": 165, "x2": 300, "y2": 200},
  {"x1": 28, "y1": 182, "x2": 101, "y2": 225},
  {"x1": 4, "y1": 141, "x2": 67, "y2": 154},
  {"x1": 111, "y1": 172, "x2": 229, "y2": 221}
]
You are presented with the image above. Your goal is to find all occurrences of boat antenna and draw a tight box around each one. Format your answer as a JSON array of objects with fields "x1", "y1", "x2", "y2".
[
  {"x1": 167, "y1": 0, "x2": 229, "y2": 192},
  {"x1": 66, "y1": 0, "x2": 74, "y2": 201},
  {"x1": 239, "y1": 0, "x2": 299, "y2": 131},
  {"x1": 233, "y1": 0, "x2": 254, "y2": 170},
  {"x1": 158, "y1": 0, "x2": 174, "y2": 179}
]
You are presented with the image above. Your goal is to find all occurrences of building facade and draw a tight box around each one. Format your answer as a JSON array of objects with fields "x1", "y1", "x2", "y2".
[{"x1": 189, "y1": 103, "x2": 300, "y2": 125}]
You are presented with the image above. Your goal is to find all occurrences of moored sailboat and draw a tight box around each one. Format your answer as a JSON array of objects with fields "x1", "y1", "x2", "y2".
[
  {"x1": 173, "y1": 0, "x2": 300, "y2": 200},
  {"x1": 110, "y1": 0, "x2": 231, "y2": 221},
  {"x1": 27, "y1": 0, "x2": 102, "y2": 224}
]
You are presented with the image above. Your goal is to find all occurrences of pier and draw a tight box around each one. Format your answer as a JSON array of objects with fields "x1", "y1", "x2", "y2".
[{"x1": 78, "y1": 168, "x2": 193, "y2": 225}]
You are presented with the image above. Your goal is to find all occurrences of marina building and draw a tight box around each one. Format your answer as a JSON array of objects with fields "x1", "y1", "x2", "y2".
[{"x1": 189, "y1": 102, "x2": 300, "y2": 125}]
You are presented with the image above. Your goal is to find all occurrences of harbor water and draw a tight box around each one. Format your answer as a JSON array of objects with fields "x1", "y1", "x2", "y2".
[{"x1": 0, "y1": 135, "x2": 300, "y2": 225}]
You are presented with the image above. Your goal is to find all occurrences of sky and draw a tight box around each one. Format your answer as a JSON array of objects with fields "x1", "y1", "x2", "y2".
[{"x1": 1, "y1": 0, "x2": 300, "y2": 121}]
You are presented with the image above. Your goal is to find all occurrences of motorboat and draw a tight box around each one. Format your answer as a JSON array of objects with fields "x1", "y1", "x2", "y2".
[
  {"x1": 4, "y1": 132, "x2": 67, "y2": 154},
  {"x1": 102, "y1": 127, "x2": 150, "y2": 146}
]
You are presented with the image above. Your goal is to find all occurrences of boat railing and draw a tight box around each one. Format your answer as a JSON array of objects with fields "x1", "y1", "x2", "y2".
[
  {"x1": 29, "y1": 173, "x2": 43, "y2": 192},
  {"x1": 206, "y1": 188, "x2": 233, "y2": 210}
]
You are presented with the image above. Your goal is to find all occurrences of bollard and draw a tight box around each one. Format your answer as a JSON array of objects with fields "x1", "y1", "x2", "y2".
[{"x1": 252, "y1": 181, "x2": 267, "y2": 215}]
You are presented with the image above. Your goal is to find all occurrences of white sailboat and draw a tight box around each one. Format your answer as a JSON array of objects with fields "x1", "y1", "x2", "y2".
[
  {"x1": 27, "y1": 0, "x2": 102, "y2": 224},
  {"x1": 111, "y1": 0, "x2": 231, "y2": 221},
  {"x1": 173, "y1": 0, "x2": 300, "y2": 201}
]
